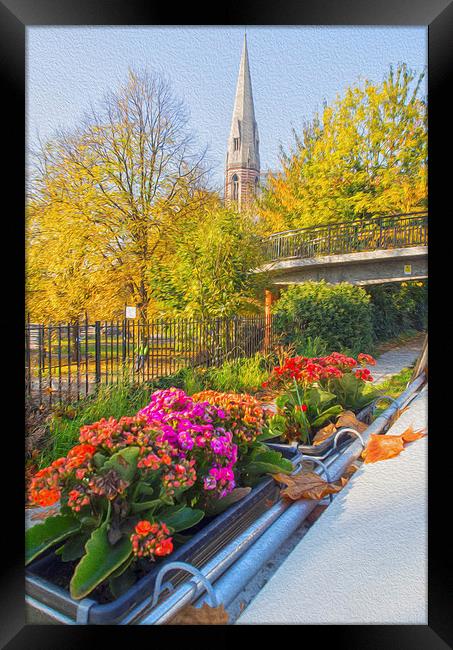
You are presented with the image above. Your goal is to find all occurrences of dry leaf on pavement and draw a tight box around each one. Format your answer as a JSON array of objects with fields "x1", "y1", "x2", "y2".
[
  {"x1": 362, "y1": 434, "x2": 405, "y2": 463},
  {"x1": 401, "y1": 425, "x2": 427, "y2": 442},
  {"x1": 362, "y1": 425, "x2": 427, "y2": 464}
]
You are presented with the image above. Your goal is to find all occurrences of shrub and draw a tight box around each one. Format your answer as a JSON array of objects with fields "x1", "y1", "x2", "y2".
[
  {"x1": 366, "y1": 281, "x2": 427, "y2": 341},
  {"x1": 272, "y1": 281, "x2": 374, "y2": 355}
]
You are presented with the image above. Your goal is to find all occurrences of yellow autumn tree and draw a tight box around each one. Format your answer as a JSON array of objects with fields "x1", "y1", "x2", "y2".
[
  {"x1": 258, "y1": 64, "x2": 427, "y2": 233},
  {"x1": 26, "y1": 68, "x2": 210, "y2": 323}
]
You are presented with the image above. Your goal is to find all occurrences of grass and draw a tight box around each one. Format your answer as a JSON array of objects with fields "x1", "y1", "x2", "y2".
[
  {"x1": 375, "y1": 366, "x2": 413, "y2": 397},
  {"x1": 30, "y1": 353, "x2": 272, "y2": 469},
  {"x1": 179, "y1": 353, "x2": 271, "y2": 395},
  {"x1": 371, "y1": 365, "x2": 414, "y2": 419},
  {"x1": 35, "y1": 382, "x2": 152, "y2": 469}
]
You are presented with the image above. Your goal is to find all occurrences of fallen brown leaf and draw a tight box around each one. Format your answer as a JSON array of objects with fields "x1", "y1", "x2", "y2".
[
  {"x1": 362, "y1": 434, "x2": 405, "y2": 464},
  {"x1": 401, "y1": 425, "x2": 427, "y2": 443},
  {"x1": 362, "y1": 425, "x2": 427, "y2": 464},
  {"x1": 273, "y1": 471, "x2": 343, "y2": 501},
  {"x1": 336, "y1": 411, "x2": 368, "y2": 434},
  {"x1": 313, "y1": 422, "x2": 337, "y2": 446},
  {"x1": 167, "y1": 602, "x2": 229, "y2": 625}
]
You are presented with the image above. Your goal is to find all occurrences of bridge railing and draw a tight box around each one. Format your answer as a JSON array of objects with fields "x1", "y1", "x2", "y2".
[{"x1": 262, "y1": 211, "x2": 428, "y2": 262}]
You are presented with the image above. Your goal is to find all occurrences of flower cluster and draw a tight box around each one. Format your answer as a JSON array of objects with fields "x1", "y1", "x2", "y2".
[
  {"x1": 192, "y1": 390, "x2": 270, "y2": 446},
  {"x1": 263, "y1": 352, "x2": 376, "y2": 389},
  {"x1": 162, "y1": 458, "x2": 197, "y2": 497},
  {"x1": 138, "y1": 389, "x2": 238, "y2": 499},
  {"x1": 28, "y1": 446, "x2": 95, "y2": 507},
  {"x1": 354, "y1": 367, "x2": 374, "y2": 382},
  {"x1": 130, "y1": 521, "x2": 173, "y2": 559},
  {"x1": 79, "y1": 415, "x2": 155, "y2": 452}
]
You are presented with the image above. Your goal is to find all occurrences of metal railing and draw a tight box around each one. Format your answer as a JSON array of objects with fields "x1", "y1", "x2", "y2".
[
  {"x1": 262, "y1": 211, "x2": 428, "y2": 262},
  {"x1": 25, "y1": 315, "x2": 276, "y2": 407}
]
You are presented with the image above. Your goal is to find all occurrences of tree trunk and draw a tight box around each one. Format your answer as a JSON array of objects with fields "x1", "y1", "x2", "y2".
[{"x1": 70, "y1": 321, "x2": 81, "y2": 363}]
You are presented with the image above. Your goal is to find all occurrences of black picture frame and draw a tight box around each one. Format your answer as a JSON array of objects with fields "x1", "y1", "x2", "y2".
[{"x1": 1, "y1": 0, "x2": 450, "y2": 646}]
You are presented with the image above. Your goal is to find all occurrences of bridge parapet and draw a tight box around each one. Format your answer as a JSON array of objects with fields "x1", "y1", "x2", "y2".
[{"x1": 263, "y1": 211, "x2": 428, "y2": 262}]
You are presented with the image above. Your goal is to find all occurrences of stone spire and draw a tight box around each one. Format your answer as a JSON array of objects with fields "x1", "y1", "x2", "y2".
[{"x1": 225, "y1": 34, "x2": 260, "y2": 210}]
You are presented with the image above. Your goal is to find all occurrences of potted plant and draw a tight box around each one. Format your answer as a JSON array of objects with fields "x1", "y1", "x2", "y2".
[
  {"x1": 26, "y1": 388, "x2": 294, "y2": 623},
  {"x1": 262, "y1": 352, "x2": 382, "y2": 452}
]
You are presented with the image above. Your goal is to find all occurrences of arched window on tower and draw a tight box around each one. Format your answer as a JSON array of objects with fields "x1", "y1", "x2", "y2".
[
  {"x1": 232, "y1": 174, "x2": 239, "y2": 201},
  {"x1": 233, "y1": 137, "x2": 240, "y2": 151}
]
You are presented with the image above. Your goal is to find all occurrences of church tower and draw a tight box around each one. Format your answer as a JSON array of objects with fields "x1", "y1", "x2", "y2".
[{"x1": 225, "y1": 34, "x2": 260, "y2": 211}]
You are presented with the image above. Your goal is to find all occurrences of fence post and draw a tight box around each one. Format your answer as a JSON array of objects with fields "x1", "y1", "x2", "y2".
[
  {"x1": 264, "y1": 289, "x2": 275, "y2": 353},
  {"x1": 378, "y1": 217, "x2": 383, "y2": 249},
  {"x1": 95, "y1": 321, "x2": 101, "y2": 387}
]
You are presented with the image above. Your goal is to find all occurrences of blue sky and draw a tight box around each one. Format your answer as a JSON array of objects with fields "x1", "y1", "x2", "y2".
[{"x1": 27, "y1": 26, "x2": 427, "y2": 191}]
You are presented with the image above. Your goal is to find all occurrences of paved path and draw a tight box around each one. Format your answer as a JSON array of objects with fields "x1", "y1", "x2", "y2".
[
  {"x1": 236, "y1": 386, "x2": 427, "y2": 624},
  {"x1": 371, "y1": 334, "x2": 425, "y2": 383}
]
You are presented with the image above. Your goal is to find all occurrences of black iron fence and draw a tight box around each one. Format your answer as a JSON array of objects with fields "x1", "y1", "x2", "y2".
[
  {"x1": 263, "y1": 211, "x2": 428, "y2": 262},
  {"x1": 25, "y1": 315, "x2": 276, "y2": 406}
]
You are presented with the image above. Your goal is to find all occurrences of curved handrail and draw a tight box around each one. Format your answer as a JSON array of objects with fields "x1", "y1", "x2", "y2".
[{"x1": 262, "y1": 212, "x2": 428, "y2": 262}]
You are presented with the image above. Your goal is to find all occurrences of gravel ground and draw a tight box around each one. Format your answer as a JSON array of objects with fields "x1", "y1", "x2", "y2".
[{"x1": 371, "y1": 334, "x2": 425, "y2": 383}]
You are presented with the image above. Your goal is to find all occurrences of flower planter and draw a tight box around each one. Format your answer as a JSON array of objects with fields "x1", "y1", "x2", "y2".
[
  {"x1": 26, "y1": 445, "x2": 299, "y2": 625},
  {"x1": 267, "y1": 402, "x2": 374, "y2": 457}
]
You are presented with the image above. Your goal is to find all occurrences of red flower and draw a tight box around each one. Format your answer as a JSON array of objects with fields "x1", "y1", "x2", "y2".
[
  {"x1": 154, "y1": 538, "x2": 174, "y2": 557},
  {"x1": 135, "y1": 520, "x2": 153, "y2": 537}
]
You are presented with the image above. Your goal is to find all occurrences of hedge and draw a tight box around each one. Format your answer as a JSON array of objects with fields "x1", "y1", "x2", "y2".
[
  {"x1": 366, "y1": 281, "x2": 427, "y2": 341},
  {"x1": 272, "y1": 281, "x2": 374, "y2": 355},
  {"x1": 272, "y1": 280, "x2": 427, "y2": 355}
]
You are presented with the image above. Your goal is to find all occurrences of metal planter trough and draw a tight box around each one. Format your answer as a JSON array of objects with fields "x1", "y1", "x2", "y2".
[
  {"x1": 26, "y1": 446, "x2": 299, "y2": 625},
  {"x1": 266, "y1": 400, "x2": 383, "y2": 458}
]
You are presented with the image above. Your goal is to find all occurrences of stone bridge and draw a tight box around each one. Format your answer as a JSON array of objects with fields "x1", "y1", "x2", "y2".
[{"x1": 258, "y1": 212, "x2": 427, "y2": 287}]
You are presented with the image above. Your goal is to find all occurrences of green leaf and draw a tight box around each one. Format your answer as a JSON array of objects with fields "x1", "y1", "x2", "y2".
[
  {"x1": 57, "y1": 532, "x2": 91, "y2": 562},
  {"x1": 245, "y1": 451, "x2": 294, "y2": 476},
  {"x1": 93, "y1": 452, "x2": 107, "y2": 469},
  {"x1": 26, "y1": 515, "x2": 81, "y2": 565},
  {"x1": 102, "y1": 447, "x2": 140, "y2": 483},
  {"x1": 311, "y1": 405, "x2": 343, "y2": 428},
  {"x1": 109, "y1": 566, "x2": 137, "y2": 599},
  {"x1": 159, "y1": 506, "x2": 205, "y2": 533},
  {"x1": 135, "y1": 482, "x2": 155, "y2": 497},
  {"x1": 255, "y1": 426, "x2": 282, "y2": 442},
  {"x1": 131, "y1": 499, "x2": 162, "y2": 514},
  {"x1": 70, "y1": 522, "x2": 132, "y2": 600},
  {"x1": 275, "y1": 394, "x2": 291, "y2": 410},
  {"x1": 109, "y1": 554, "x2": 134, "y2": 579}
]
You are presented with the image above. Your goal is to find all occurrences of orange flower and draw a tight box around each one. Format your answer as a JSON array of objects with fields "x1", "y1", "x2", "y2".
[
  {"x1": 32, "y1": 488, "x2": 60, "y2": 507},
  {"x1": 135, "y1": 520, "x2": 153, "y2": 537}
]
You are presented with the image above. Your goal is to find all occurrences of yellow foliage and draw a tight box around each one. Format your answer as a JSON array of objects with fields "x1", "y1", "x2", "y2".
[{"x1": 258, "y1": 64, "x2": 427, "y2": 233}]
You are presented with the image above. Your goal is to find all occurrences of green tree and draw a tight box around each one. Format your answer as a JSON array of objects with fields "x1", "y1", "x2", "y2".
[
  {"x1": 148, "y1": 202, "x2": 267, "y2": 317},
  {"x1": 259, "y1": 64, "x2": 427, "y2": 233}
]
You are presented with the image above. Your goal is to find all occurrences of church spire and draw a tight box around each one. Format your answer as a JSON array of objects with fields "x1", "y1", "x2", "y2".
[{"x1": 225, "y1": 33, "x2": 260, "y2": 210}]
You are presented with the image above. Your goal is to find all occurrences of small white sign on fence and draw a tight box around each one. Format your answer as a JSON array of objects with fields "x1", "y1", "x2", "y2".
[
  {"x1": 125, "y1": 306, "x2": 137, "y2": 319},
  {"x1": 404, "y1": 264, "x2": 412, "y2": 275}
]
